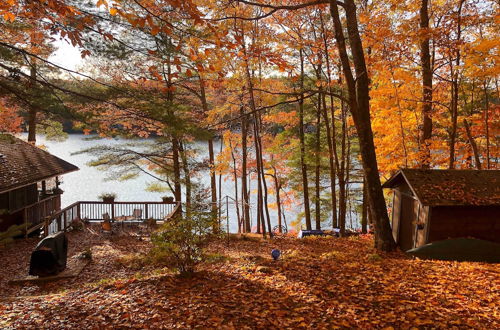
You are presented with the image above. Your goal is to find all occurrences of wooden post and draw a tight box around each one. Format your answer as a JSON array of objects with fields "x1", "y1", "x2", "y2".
[
  {"x1": 145, "y1": 203, "x2": 149, "y2": 219},
  {"x1": 77, "y1": 203, "x2": 81, "y2": 220},
  {"x1": 63, "y1": 211, "x2": 67, "y2": 231},
  {"x1": 111, "y1": 201, "x2": 115, "y2": 221},
  {"x1": 24, "y1": 208, "x2": 28, "y2": 239},
  {"x1": 44, "y1": 217, "x2": 49, "y2": 237},
  {"x1": 41, "y1": 180, "x2": 46, "y2": 197}
]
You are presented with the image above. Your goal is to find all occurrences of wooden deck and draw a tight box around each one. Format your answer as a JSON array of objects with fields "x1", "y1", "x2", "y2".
[{"x1": 38, "y1": 201, "x2": 181, "y2": 237}]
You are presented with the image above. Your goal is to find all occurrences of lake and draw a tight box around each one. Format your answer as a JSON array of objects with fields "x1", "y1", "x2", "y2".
[
  {"x1": 31, "y1": 134, "x2": 359, "y2": 232},
  {"x1": 31, "y1": 134, "x2": 301, "y2": 233}
]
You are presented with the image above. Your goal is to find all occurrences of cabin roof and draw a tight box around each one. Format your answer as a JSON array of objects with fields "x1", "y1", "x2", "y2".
[
  {"x1": 0, "y1": 134, "x2": 79, "y2": 194},
  {"x1": 382, "y1": 169, "x2": 500, "y2": 206}
]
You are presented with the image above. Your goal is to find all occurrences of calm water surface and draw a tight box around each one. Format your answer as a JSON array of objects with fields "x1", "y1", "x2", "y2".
[{"x1": 32, "y1": 134, "x2": 302, "y2": 232}]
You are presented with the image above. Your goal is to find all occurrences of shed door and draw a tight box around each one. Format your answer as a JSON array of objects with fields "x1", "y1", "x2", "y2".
[
  {"x1": 392, "y1": 190, "x2": 402, "y2": 242},
  {"x1": 398, "y1": 194, "x2": 417, "y2": 251}
]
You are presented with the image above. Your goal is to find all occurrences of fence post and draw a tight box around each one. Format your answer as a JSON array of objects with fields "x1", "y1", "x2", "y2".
[
  {"x1": 111, "y1": 201, "x2": 115, "y2": 220},
  {"x1": 63, "y1": 211, "x2": 67, "y2": 232},
  {"x1": 145, "y1": 203, "x2": 149, "y2": 219},
  {"x1": 77, "y1": 203, "x2": 81, "y2": 220}
]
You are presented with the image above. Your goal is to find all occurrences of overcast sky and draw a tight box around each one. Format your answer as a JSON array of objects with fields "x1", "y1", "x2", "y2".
[{"x1": 48, "y1": 39, "x2": 84, "y2": 72}]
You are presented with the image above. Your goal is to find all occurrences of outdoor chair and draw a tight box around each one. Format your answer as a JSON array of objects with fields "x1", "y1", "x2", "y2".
[
  {"x1": 123, "y1": 209, "x2": 143, "y2": 223},
  {"x1": 130, "y1": 208, "x2": 142, "y2": 220},
  {"x1": 116, "y1": 208, "x2": 144, "y2": 229}
]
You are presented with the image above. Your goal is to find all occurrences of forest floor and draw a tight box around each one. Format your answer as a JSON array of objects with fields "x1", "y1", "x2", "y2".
[{"x1": 0, "y1": 226, "x2": 499, "y2": 329}]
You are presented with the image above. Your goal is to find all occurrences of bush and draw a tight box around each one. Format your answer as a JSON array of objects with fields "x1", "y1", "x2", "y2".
[{"x1": 151, "y1": 211, "x2": 213, "y2": 276}]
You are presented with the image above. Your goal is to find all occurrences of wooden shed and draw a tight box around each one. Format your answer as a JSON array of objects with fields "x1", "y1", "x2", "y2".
[
  {"x1": 382, "y1": 169, "x2": 500, "y2": 251},
  {"x1": 0, "y1": 134, "x2": 78, "y2": 234}
]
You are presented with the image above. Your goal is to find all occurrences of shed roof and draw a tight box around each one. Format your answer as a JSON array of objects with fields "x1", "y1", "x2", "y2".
[
  {"x1": 0, "y1": 134, "x2": 78, "y2": 194},
  {"x1": 382, "y1": 169, "x2": 500, "y2": 206}
]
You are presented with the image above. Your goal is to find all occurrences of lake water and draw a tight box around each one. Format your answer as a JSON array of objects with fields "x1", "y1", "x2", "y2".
[
  {"x1": 31, "y1": 134, "x2": 300, "y2": 232},
  {"x1": 31, "y1": 134, "x2": 358, "y2": 232}
]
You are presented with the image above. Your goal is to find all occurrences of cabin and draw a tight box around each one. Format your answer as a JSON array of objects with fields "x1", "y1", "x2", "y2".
[
  {"x1": 383, "y1": 169, "x2": 500, "y2": 251},
  {"x1": 0, "y1": 134, "x2": 78, "y2": 235}
]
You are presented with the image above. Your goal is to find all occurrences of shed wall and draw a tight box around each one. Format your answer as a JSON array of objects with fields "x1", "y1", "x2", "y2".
[{"x1": 428, "y1": 206, "x2": 500, "y2": 243}]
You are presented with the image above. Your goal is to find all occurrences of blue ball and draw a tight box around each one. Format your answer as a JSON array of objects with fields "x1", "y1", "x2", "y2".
[{"x1": 271, "y1": 249, "x2": 281, "y2": 260}]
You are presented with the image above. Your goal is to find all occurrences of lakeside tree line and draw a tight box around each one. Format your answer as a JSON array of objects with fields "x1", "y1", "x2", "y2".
[{"x1": 0, "y1": 0, "x2": 498, "y2": 251}]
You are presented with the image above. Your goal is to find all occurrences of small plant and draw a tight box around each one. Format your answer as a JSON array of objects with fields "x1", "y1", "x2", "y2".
[
  {"x1": 98, "y1": 192, "x2": 117, "y2": 202},
  {"x1": 161, "y1": 196, "x2": 175, "y2": 203},
  {"x1": 151, "y1": 211, "x2": 213, "y2": 276}
]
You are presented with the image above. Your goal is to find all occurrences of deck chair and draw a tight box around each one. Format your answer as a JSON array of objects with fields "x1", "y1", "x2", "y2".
[
  {"x1": 120, "y1": 209, "x2": 143, "y2": 229},
  {"x1": 131, "y1": 209, "x2": 142, "y2": 220},
  {"x1": 124, "y1": 209, "x2": 142, "y2": 222}
]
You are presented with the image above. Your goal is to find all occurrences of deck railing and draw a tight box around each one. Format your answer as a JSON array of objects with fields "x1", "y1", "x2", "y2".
[
  {"x1": 24, "y1": 194, "x2": 61, "y2": 235},
  {"x1": 42, "y1": 201, "x2": 181, "y2": 237}
]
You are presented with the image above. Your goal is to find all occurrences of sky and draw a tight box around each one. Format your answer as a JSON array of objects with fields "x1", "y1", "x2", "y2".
[{"x1": 48, "y1": 39, "x2": 84, "y2": 72}]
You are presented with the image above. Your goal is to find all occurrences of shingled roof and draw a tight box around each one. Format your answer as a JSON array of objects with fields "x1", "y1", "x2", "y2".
[
  {"x1": 0, "y1": 134, "x2": 78, "y2": 194},
  {"x1": 383, "y1": 169, "x2": 500, "y2": 206}
]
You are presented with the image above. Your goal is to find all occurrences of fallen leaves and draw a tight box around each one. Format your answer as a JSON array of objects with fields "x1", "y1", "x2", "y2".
[{"x1": 0, "y1": 231, "x2": 498, "y2": 328}]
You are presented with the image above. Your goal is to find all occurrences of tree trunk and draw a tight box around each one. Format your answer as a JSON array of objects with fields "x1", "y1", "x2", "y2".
[
  {"x1": 253, "y1": 119, "x2": 264, "y2": 235},
  {"x1": 200, "y1": 75, "x2": 218, "y2": 232},
  {"x1": 319, "y1": 12, "x2": 338, "y2": 229},
  {"x1": 321, "y1": 92, "x2": 338, "y2": 229},
  {"x1": 272, "y1": 165, "x2": 283, "y2": 233},
  {"x1": 314, "y1": 87, "x2": 322, "y2": 230},
  {"x1": 448, "y1": 69, "x2": 459, "y2": 169},
  {"x1": 208, "y1": 138, "x2": 218, "y2": 230},
  {"x1": 329, "y1": 0, "x2": 396, "y2": 251},
  {"x1": 448, "y1": 1, "x2": 463, "y2": 169},
  {"x1": 255, "y1": 113, "x2": 273, "y2": 237},
  {"x1": 483, "y1": 82, "x2": 491, "y2": 169},
  {"x1": 338, "y1": 97, "x2": 347, "y2": 236},
  {"x1": 419, "y1": 0, "x2": 433, "y2": 168},
  {"x1": 179, "y1": 142, "x2": 191, "y2": 218},
  {"x1": 361, "y1": 176, "x2": 368, "y2": 234},
  {"x1": 463, "y1": 119, "x2": 481, "y2": 170},
  {"x1": 240, "y1": 107, "x2": 251, "y2": 232},
  {"x1": 172, "y1": 137, "x2": 182, "y2": 203},
  {"x1": 298, "y1": 48, "x2": 312, "y2": 230},
  {"x1": 229, "y1": 139, "x2": 242, "y2": 232},
  {"x1": 27, "y1": 61, "x2": 37, "y2": 143}
]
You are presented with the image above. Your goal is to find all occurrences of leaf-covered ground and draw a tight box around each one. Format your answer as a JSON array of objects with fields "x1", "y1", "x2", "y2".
[{"x1": 0, "y1": 228, "x2": 499, "y2": 329}]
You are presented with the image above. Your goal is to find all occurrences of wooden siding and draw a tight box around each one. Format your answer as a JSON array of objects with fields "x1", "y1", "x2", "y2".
[{"x1": 428, "y1": 206, "x2": 500, "y2": 243}]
